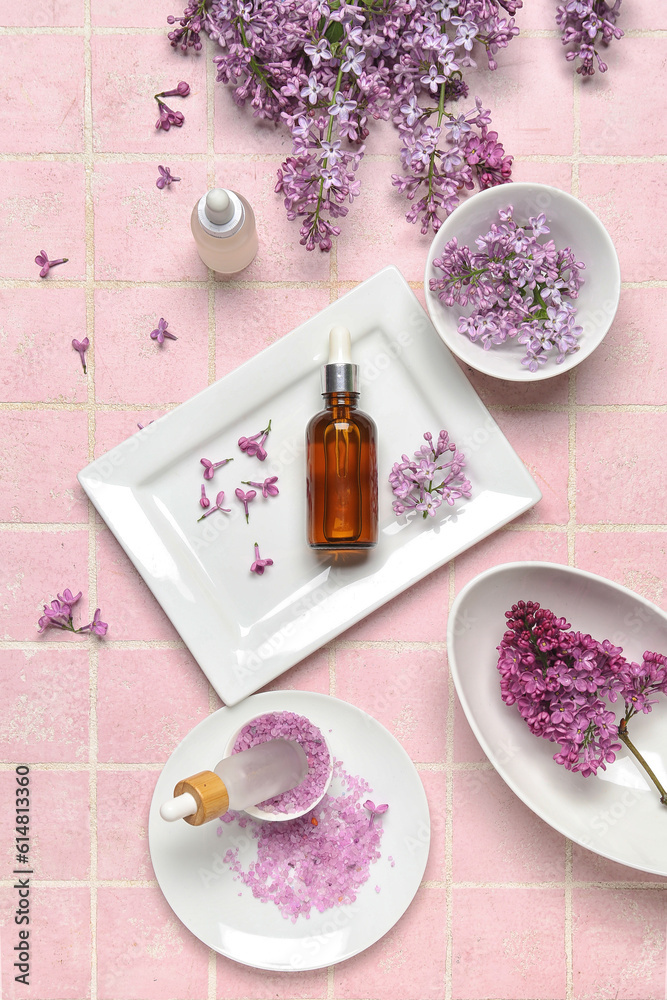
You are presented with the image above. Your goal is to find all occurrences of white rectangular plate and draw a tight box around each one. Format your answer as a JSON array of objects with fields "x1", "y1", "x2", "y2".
[{"x1": 79, "y1": 266, "x2": 541, "y2": 705}]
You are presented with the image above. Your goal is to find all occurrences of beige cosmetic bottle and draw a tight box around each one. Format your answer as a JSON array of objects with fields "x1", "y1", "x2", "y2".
[{"x1": 191, "y1": 187, "x2": 258, "y2": 274}]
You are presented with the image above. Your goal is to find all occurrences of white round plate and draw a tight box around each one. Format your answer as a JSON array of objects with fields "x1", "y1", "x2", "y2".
[
  {"x1": 424, "y1": 183, "x2": 621, "y2": 381},
  {"x1": 448, "y1": 562, "x2": 667, "y2": 875},
  {"x1": 149, "y1": 691, "x2": 430, "y2": 970}
]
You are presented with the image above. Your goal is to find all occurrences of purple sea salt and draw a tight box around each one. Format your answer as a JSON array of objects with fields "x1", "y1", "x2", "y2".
[
  {"x1": 217, "y1": 759, "x2": 385, "y2": 922},
  {"x1": 231, "y1": 711, "x2": 331, "y2": 815}
]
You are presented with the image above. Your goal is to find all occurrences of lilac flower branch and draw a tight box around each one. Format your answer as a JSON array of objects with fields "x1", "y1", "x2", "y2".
[
  {"x1": 37, "y1": 589, "x2": 108, "y2": 636},
  {"x1": 556, "y1": 0, "x2": 623, "y2": 76}
]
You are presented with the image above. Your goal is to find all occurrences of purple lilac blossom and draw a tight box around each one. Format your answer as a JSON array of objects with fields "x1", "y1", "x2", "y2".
[
  {"x1": 235, "y1": 487, "x2": 256, "y2": 523},
  {"x1": 37, "y1": 590, "x2": 108, "y2": 636},
  {"x1": 218, "y1": 758, "x2": 385, "y2": 921},
  {"x1": 389, "y1": 429, "x2": 471, "y2": 519},
  {"x1": 72, "y1": 337, "x2": 89, "y2": 373},
  {"x1": 556, "y1": 0, "x2": 623, "y2": 76},
  {"x1": 497, "y1": 601, "x2": 667, "y2": 779},
  {"x1": 150, "y1": 318, "x2": 178, "y2": 344},
  {"x1": 250, "y1": 542, "x2": 273, "y2": 575},
  {"x1": 197, "y1": 490, "x2": 231, "y2": 521},
  {"x1": 238, "y1": 419, "x2": 272, "y2": 461},
  {"x1": 172, "y1": 0, "x2": 521, "y2": 250},
  {"x1": 430, "y1": 206, "x2": 585, "y2": 372},
  {"x1": 241, "y1": 476, "x2": 279, "y2": 498}
]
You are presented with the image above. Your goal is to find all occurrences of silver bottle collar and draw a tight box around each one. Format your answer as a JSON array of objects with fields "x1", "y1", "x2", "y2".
[
  {"x1": 322, "y1": 362, "x2": 359, "y2": 394},
  {"x1": 197, "y1": 191, "x2": 244, "y2": 238}
]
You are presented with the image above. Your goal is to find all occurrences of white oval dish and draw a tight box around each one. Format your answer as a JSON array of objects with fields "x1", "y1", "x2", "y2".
[
  {"x1": 424, "y1": 183, "x2": 621, "y2": 382},
  {"x1": 223, "y1": 712, "x2": 333, "y2": 822},
  {"x1": 447, "y1": 562, "x2": 667, "y2": 876}
]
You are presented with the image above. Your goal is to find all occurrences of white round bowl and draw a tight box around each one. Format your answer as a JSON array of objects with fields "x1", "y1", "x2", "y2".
[
  {"x1": 424, "y1": 183, "x2": 621, "y2": 382},
  {"x1": 447, "y1": 561, "x2": 667, "y2": 875},
  {"x1": 224, "y1": 713, "x2": 333, "y2": 822}
]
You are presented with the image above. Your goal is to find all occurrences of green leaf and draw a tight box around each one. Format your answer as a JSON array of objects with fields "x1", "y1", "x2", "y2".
[{"x1": 325, "y1": 20, "x2": 344, "y2": 43}]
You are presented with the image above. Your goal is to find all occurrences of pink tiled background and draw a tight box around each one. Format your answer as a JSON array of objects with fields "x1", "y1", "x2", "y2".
[{"x1": 1, "y1": 1, "x2": 666, "y2": 998}]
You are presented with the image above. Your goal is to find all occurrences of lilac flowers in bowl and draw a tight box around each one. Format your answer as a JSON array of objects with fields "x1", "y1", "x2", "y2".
[
  {"x1": 424, "y1": 183, "x2": 620, "y2": 381},
  {"x1": 448, "y1": 562, "x2": 667, "y2": 876}
]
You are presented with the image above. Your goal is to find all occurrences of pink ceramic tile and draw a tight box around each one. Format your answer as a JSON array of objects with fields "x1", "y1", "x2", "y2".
[
  {"x1": 94, "y1": 287, "x2": 209, "y2": 403},
  {"x1": 453, "y1": 698, "x2": 488, "y2": 765},
  {"x1": 217, "y1": 958, "x2": 326, "y2": 1000},
  {"x1": 343, "y1": 565, "x2": 450, "y2": 643},
  {"x1": 451, "y1": 887, "x2": 567, "y2": 999},
  {"x1": 0, "y1": 649, "x2": 89, "y2": 762},
  {"x1": 0, "y1": 530, "x2": 89, "y2": 640},
  {"x1": 92, "y1": 0, "x2": 176, "y2": 27},
  {"x1": 0, "y1": 0, "x2": 83, "y2": 24},
  {"x1": 0, "y1": 288, "x2": 88, "y2": 403},
  {"x1": 0, "y1": 411, "x2": 89, "y2": 523},
  {"x1": 490, "y1": 408, "x2": 570, "y2": 525},
  {"x1": 0, "y1": 162, "x2": 85, "y2": 280},
  {"x1": 93, "y1": 409, "x2": 169, "y2": 458},
  {"x1": 97, "y1": 647, "x2": 210, "y2": 762},
  {"x1": 454, "y1": 528, "x2": 569, "y2": 595},
  {"x1": 576, "y1": 287, "x2": 667, "y2": 405},
  {"x1": 579, "y1": 163, "x2": 667, "y2": 283},
  {"x1": 335, "y1": 648, "x2": 449, "y2": 762},
  {"x1": 509, "y1": 158, "x2": 573, "y2": 192},
  {"x1": 0, "y1": 37, "x2": 84, "y2": 153},
  {"x1": 214, "y1": 85, "x2": 294, "y2": 156},
  {"x1": 215, "y1": 285, "x2": 332, "y2": 376},
  {"x1": 458, "y1": 358, "x2": 570, "y2": 408},
  {"x1": 515, "y1": 0, "x2": 562, "y2": 30},
  {"x1": 261, "y1": 647, "x2": 330, "y2": 694},
  {"x1": 572, "y1": 843, "x2": 667, "y2": 884},
  {"x1": 92, "y1": 35, "x2": 207, "y2": 152},
  {"x1": 580, "y1": 39, "x2": 667, "y2": 155},
  {"x1": 575, "y1": 531, "x2": 667, "y2": 614},
  {"x1": 97, "y1": 886, "x2": 209, "y2": 1000},
  {"x1": 96, "y1": 770, "x2": 157, "y2": 880},
  {"x1": 335, "y1": 153, "x2": 439, "y2": 284},
  {"x1": 0, "y1": 886, "x2": 91, "y2": 999},
  {"x1": 572, "y1": 888, "x2": 667, "y2": 1000},
  {"x1": 96, "y1": 529, "x2": 180, "y2": 640},
  {"x1": 0, "y1": 769, "x2": 90, "y2": 880},
  {"x1": 620, "y1": 0, "x2": 667, "y2": 28},
  {"x1": 420, "y1": 769, "x2": 447, "y2": 882},
  {"x1": 334, "y1": 886, "x2": 447, "y2": 1000},
  {"x1": 453, "y1": 770, "x2": 566, "y2": 883},
  {"x1": 93, "y1": 161, "x2": 208, "y2": 281},
  {"x1": 213, "y1": 160, "x2": 331, "y2": 283},
  {"x1": 465, "y1": 37, "x2": 574, "y2": 157},
  {"x1": 576, "y1": 412, "x2": 667, "y2": 524}
]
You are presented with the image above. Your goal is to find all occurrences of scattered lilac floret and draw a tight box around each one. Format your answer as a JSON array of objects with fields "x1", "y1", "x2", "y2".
[
  {"x1": 72, "y1": 338, "x2": 89, "y2": 373},
  {"x1": 150, "y1": 318, "x2": 178, "y2": 344},
  {"x1": 35, "y1": 251, "x2": 68, "y2": 278},
  {"x1": 430, "y1": 205, "x2": 585, "y2": 372},
  {"x1": 241, "y1": 476, "x2": 279, "y2": 498},
  {"x1": 79, "y1": 608, "x2": 109, "y2": 636},
  {"x1": 231, "y1": 711, "x2": 331, "y2": 815},
  {"x1": 156, "y1": 165, "x2": 181, "y2": 189},
  {"x1": 238, "y1": 420, "x2": 272, "y2": 461},
  {"x1": 218, "y1": 758, "x2": 385, "y2": 922},
  {"x1": 235, "y1": 487, "x2": 256, "y2": 523},
  {"x1": 250, "y1": 542, "x2": 273, "y2": 576},
  {"x1": 390, "y1": 429, "x2": 471, "y2": 519},
  {"x1": 200, "y1": 457, "x2": 233, "y2": 480},
  {"x1": 197, "y1": 490, "x2": 231, "y2": 521},
  {"x1": 199, "y1": 485, "x2": 210, "y2": 509}
]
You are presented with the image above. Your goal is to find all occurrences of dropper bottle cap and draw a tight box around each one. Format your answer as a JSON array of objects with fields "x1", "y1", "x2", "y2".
[
  {"x1": 196, "y1": 187, "x2": 245, "y2": 238},
  {"x1": 160, "y1": 770, "x2": 230, "y2": 826},
  {"x1": 322, "y1": 325, "x2": 359, "y2": 394}
]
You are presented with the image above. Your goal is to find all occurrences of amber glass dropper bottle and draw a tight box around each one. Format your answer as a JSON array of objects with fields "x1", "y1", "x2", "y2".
[{"x1": 306, "y1": 326, "x2": 378, "y2": 549}]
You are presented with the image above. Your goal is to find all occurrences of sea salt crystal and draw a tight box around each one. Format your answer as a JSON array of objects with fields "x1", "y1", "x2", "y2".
[{"x1": 219, "y1": 759, "x2": 386, "y2": 921}]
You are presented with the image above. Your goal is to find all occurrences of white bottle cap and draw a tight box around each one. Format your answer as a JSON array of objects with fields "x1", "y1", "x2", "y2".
[
  {"x1": 328, "y1": 325, "x2": 353, "y2": 364},
  {"x1": 205, "y1": 188, "x2": 235, "y2": 226},
  {"x1": 160, "y1": 792, "x2": 198, "y2": 822}
]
